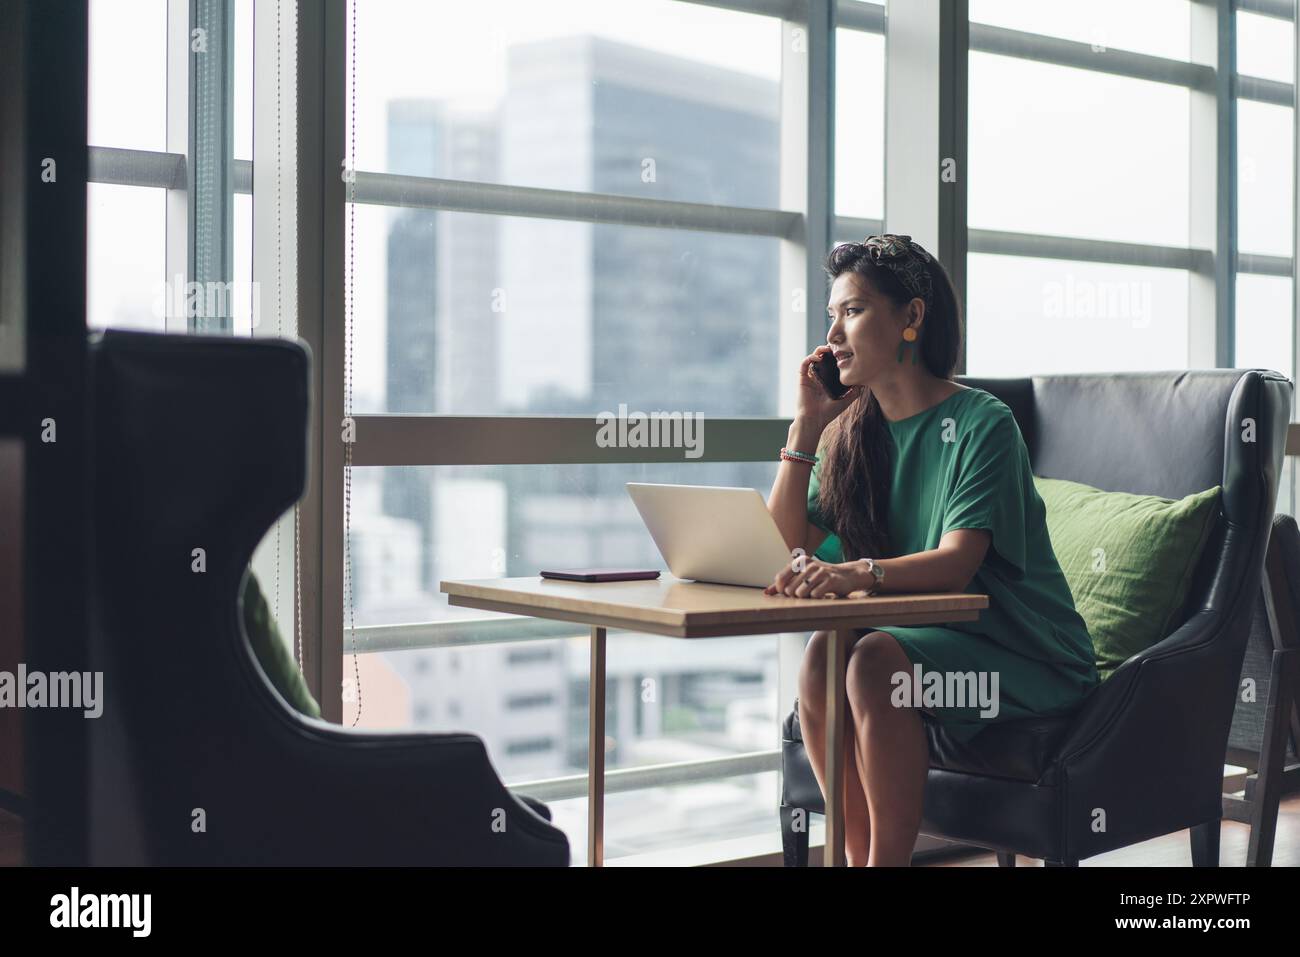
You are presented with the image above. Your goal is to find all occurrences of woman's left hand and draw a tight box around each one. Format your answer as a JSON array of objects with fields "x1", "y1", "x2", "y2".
[{"x1": 764, "y1": 556, "x2": 867, "y2": 599}]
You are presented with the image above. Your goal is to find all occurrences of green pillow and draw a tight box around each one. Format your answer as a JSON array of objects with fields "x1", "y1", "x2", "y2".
[
  {"x1": 240, "y1": 570, "x2": 321, "y2": 718},
  {"x1": 1034, "y1": 476, "x2": 1222, "y2": 681}
]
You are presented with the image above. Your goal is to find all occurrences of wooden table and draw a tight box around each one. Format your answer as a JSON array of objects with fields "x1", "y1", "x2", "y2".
[{"x1": 440, "y1": 576, "x2": 987, "y2": 867}]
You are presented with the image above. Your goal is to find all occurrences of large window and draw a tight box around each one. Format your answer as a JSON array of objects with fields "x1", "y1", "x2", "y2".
[
  {"x1": 87, "y1": 0, "x2": 257, "y2": 334},
  {"x1": 965, "y1": 0, "x2": 1296, "y2": 510},
  {"x1": 966, "y1": 1, "x2": 1202, "y2": 375},
  {"x1": 967, "y1": 1, "x2": 1295, "y2": 371},
  {"x1": 341, "y1": 0, "x2": 885, "y2": 864},
  {"x1": 87, "y1": 0, "x2": 166, "y2": 331},
  {"x1": 968, "y1": 58, "x2": 1191, "y2": 246}
]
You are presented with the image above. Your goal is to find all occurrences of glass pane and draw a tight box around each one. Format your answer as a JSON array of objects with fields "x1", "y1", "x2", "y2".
[
  {"x1": 353, "y1": 642, "x2": 780, "y2": 856},
  {"x1": 350, "y1": 460, "x2": 779, "y2": 629},
  {"x1": 969, "y1": 53, "x2": 1190, "y2": 246},
  {"x1": 88, "y1": 0, "x2": 167, "y2": 151},
  {"x1": 232, "y1": 193, "x2": 255, "y2": 335},
  {"x1": 965, "y1": 254, "x2": 1190, "y2": 375},
  {"x1": 349, "y1": 0, "x2": 783, "y2": 209},
  {"x1": 554, "y1": 773, "x2": 785, "y2": 864},
  {"x1": 834, "y1": 27, "x2": 885, "y2": 220},
  {"x1": 348, "y1": 206, "x2": 782, "y2": 415},
  {"x1": 234, "y1": 0, "x2": 254, "y2": 161},
  {"x1": 86, "y1": 183, "x2": 166, "y2": 331},
  {"x1": 1235, "y1": 273, "x2": 1293, "y2": 380},
  {"x1": 1237, "y1": 10, "x2": 1294, "y2": 84},
  {"x1": 1238, "y1": 100, "x2": 1294, "y2": 258},
  {"x1": 347, "y1": 460, "x2": 785, "y2": 848},
  {"x1": 970, "y1": 0, "x2": 1191, "y2": 61}
]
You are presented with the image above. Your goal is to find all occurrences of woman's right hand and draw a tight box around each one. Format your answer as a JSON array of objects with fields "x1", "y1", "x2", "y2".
[{"x1": 795, "y1": 345, "x2": 862, "y2": 433}]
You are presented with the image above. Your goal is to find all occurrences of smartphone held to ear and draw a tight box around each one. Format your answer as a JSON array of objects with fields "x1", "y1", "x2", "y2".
[{"x1": 814, "y1": 350, "x2": 852, "y2": 400}]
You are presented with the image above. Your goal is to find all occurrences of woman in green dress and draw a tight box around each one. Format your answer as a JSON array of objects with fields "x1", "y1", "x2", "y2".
[{"x1": 764, "y1": 235, "x2": 1100, "y2": 866}]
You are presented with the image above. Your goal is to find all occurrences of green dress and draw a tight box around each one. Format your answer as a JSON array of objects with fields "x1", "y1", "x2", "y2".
[{"x1": 807, "y1": 386, "x2": 1100, "y2": 743}]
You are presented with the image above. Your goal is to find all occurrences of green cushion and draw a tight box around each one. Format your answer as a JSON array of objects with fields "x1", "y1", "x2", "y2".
[
  {"x1": 1033, "y1": 476, "x2": 1222, "y2": 681},
  {"x1": 240, "y1": 570, "x2": 321, "y2": 718}
]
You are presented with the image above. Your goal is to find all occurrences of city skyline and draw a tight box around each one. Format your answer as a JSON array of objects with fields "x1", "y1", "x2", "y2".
[{"x1": 353, "y1": 33, "x2": 790, "y2": 815}]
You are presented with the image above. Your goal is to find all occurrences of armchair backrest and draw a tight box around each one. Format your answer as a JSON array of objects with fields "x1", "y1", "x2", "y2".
[
  {"x1": 958, "y1": 369, "x2": 1291, "y2": 843},
  {"x1": 87, "y1": 329, "x2": 311, "y2": 862},
  {"x1": 86, "y1": 329, "x2": 569, "y2": 865},
  {"x1": 958, "y1": 370, "x2": 1291, "y2": 631}
]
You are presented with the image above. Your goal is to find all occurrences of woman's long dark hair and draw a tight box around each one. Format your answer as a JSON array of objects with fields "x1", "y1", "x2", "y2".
[{"x1": 817, "y1": 243, "x2": 964, "y2": 562}]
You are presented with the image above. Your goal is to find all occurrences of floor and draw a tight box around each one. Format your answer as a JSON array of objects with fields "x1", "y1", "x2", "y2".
[
  {"x1": 2, "y1": 793, "x2": 1297, "y2": 866},
  {"x1": 929, "y1": 791, "x2": 1300, "y2": 866}
]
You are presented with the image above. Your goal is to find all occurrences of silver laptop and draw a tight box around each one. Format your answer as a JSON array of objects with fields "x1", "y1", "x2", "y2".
[{"x1": 626, "y1": 483, "x2": 794, "y2": 588}]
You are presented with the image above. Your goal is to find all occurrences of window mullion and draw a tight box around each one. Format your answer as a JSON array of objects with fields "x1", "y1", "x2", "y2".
[
  {"x1": 188, "y1": 0, "x2": 235, "y2": 334},
  {"x1": 165, "y1": 0, "x2": 189, "y2": 333}
]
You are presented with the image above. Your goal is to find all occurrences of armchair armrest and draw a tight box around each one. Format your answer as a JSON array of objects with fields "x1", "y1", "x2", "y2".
[
  {"x1": 1049, "y1": 606, "x2": 1240, "y2": 834},
  {"x1": 199, "y1": 673, "x2": 571, "y2": 866}
]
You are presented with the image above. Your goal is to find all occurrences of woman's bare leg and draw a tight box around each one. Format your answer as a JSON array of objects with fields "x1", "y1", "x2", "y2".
[
  {"x1": 845, "y1": 631, "x2": 929, "y2": 867},
  {"x1": 798, "y1": 631, "x2": 871, "y2": 865}
]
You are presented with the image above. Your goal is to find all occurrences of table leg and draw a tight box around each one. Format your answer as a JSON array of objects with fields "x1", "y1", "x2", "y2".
[
  {"x1": 588, "y1": 626, "x2": 607, "y2": 867},
  {"x1": 824, "y1": 628, "x2": 850, "y2": 866}
]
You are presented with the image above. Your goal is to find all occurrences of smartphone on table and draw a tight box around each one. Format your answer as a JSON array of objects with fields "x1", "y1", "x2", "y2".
[{"x1": 539, "y1": 568, "x2": 661, "y2": 583}]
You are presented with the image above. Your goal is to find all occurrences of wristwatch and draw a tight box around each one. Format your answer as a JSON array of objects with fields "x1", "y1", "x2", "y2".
[{"x1": 859, "y1": 557, "x2": 885, "y2": 595}]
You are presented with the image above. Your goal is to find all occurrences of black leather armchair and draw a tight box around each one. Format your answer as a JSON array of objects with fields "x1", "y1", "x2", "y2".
[
  {"x1": 87, "y1": 329, "x2": 569, "y2": 865},
  {"x1": 779, "y1": 370, "x2": 1292, "y2": 867}
]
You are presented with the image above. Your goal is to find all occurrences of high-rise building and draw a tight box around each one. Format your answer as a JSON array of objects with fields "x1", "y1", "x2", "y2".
[
  {"x1": 370, "y1": 35, "x2": 782, "y2": 782},
  {"x1": 500, "y1": 34, "x2": 781, "y2": 414},
  {"x1": 382, "y1": 101, "x2": 501, "y2": 595}
]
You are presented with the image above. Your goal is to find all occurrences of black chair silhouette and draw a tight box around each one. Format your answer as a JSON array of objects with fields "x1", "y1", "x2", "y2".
[
  {"x1": 779, "y1": 370, "x2": 1292, "y2": 867},
  {"x1": 88, "y1": 329, "x2": 569, "y2": 865},
  {"x1": 1222, "y1": 513, "x2": 1300, "y2": 865}
]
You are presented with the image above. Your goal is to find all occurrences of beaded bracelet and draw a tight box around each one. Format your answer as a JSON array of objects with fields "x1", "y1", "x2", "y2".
[{"x1": 780, "y1": 447, "x2": 817, "y2": 466}]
